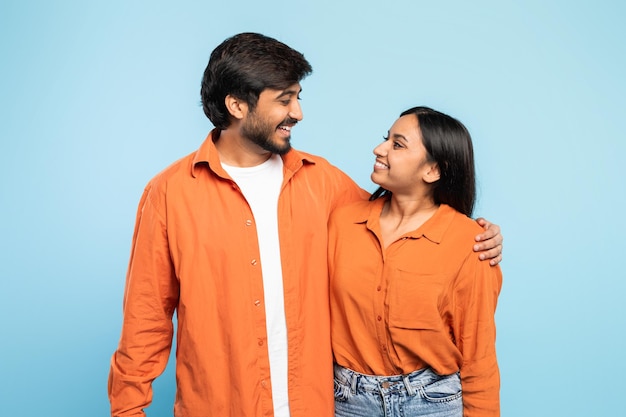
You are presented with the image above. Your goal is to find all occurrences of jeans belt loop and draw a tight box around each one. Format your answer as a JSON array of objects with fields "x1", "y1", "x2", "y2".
[
  {"x1": 350, "y1": 372, "x2": 358, "y2": 394},
  {"x1": 402, "y1": 374, "x2": 416, "y2": 396}
]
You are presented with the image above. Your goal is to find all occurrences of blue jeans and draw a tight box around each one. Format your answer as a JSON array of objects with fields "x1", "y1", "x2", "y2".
[{"x1": 334, "y1": 364, "x2": 463, "y2": 417}]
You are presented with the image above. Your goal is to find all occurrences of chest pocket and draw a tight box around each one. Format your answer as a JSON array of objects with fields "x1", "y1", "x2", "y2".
[{"x1": 388, "y1": 269, "x2": 450, "y2": 330}]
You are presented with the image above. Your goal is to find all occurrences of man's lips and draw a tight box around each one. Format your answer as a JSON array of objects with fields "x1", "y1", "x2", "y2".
[{"x1": 277, "y1": 118, "x2": 298, "y2": 132}]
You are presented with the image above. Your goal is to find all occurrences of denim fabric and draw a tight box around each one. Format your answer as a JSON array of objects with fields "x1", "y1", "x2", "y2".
[{"x1": 334, "y1": 364, "x2": 462, "y2": 417}]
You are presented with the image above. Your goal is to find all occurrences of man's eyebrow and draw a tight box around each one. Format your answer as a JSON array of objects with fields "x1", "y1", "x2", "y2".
[{"x1": 276, "y1": 88, "x2": 302, "y2": 99}]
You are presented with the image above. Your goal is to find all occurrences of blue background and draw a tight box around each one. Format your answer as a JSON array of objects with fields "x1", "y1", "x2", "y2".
[{"x1": 1, "y1": 1, "x2": 624, "y2": 416}]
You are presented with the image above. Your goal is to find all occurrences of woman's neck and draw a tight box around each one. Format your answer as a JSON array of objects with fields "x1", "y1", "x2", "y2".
[
  {"x1": 379, "y1": 195, "x2": 438, "y2": 249},
  {"x1": 384, "y1": 191, "x2": 438, "y2": 218}
]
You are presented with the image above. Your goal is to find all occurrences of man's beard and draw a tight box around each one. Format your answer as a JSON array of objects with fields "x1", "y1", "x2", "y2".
[{"x1": 241, "y1": 113, "x2": 297, "y2": 155}]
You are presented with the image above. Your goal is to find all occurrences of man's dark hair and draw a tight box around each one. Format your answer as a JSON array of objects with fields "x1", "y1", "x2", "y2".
[
  {"x1": 201, "y1": 32, "x2": 313, "y2": 129},
  {"x1": 370, "y1": 106, "x2": 477, "y2": 217}
]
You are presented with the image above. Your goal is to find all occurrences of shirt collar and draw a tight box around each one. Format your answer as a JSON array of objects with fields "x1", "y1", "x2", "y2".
[
  {"x1": 357, "y1": 198, "x2": 457, "y2": 244},
  {"x1": 191, "y1": 128, "x2": 316, "y2": 179}
]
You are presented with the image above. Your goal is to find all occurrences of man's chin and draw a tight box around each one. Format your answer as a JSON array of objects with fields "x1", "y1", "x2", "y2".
[
  {"x1": 272, "y1": 143, "x2": 291, "y2": 155},
  {"x1": 263, "y1": 138, "x2": 291, "y2": 155}
]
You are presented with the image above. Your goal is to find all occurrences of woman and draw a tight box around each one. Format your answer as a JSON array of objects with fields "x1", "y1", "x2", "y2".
[{"x1": 328, "y1": 106, "x2": 502, "y2": 417}]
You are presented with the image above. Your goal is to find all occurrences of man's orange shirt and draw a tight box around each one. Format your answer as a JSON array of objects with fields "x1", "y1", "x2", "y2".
[
  {"x1": 329, "y1": 200, "x2": 502, "y2": 417},
  {"x1": 108, "y1": 130, "x2": 368, "y2": 417}
]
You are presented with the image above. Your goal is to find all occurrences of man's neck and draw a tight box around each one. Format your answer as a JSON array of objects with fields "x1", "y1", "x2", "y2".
[{"x1": 214, "y1": 128, "x2": 273, "y2": 167}]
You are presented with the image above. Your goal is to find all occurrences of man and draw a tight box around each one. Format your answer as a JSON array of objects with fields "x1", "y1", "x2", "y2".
[{"x1": 108, "y1": 32, "x2": 503, "y2": 417}]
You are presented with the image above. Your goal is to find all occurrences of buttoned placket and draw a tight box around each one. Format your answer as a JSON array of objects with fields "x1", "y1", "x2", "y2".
[
  {"x1": 376, "y1": 236, "x2": 415, "y2": 374},
  {"x1": 239, "y1": 197, "x2": 271, "y2": 395}
]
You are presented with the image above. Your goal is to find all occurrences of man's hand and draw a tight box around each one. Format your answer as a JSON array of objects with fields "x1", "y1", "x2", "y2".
[{"x1": 473, "y1": 218, "x2": 503, "y2": 266}]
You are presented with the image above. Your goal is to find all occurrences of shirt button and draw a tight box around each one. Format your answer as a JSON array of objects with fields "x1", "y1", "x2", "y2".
[
  {"x1": 245, "y1": 219, "x2": 252, "y2": 226},
  {"x1": 251, "y1": 259, "x2": 257, "y2": 265},
  {"x1": 254, "y1": 300, "x2": 261, "y2": 307},
  {"x1": 377, "y1": 285, "x2": 382, "y2": 291},
  {"x1": 258, "y1": 339, "x2": 264, "y2": 346},
  {"x1": 261, "y1": 380, "x2": 268, "y2": 388},
  {"x1": 377, "y1": 315, "x2": 382, "y2": 321}
]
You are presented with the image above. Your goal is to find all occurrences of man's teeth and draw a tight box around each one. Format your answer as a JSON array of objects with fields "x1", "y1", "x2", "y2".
[
  {"x1": 279, "y1": 126, "x2": 291, "y2": 131},
  {"x1": 375, "y1": 161, "x2": 388, "y2": 169}
]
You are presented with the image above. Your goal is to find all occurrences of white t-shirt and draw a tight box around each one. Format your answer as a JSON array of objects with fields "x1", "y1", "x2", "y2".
[{"x1": 222, "y1": 154, "x2": 289, "y2": 417}]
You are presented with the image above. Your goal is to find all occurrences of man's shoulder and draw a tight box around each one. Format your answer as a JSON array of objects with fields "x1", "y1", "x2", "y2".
[
  {"x1": 287, "y1": 148, "x2": 351, "y2": 181},
  {"x1": 145, "y1": 150, "x2": 197, "y2": 190},
  {"x1": 290, "y1": 148, "x2": 337, "y2": 170},
  {"x1": 286, "y1": 148, "x2": 368, "y2": 204},
  {"x1": 331, "y1": 198, "x2": 372, "y2": 220},
  {"x1": 146, "y1": 131, "x2": 218, "y2": 189}
]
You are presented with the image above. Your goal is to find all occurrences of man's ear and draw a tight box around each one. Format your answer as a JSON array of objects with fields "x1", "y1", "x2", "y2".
[
  {"x1": 225, "y1": 95, "x2": 248, "y2": 120},
  {"x1": 423, "y1": 162, "x2": 441, "y2": 184}
]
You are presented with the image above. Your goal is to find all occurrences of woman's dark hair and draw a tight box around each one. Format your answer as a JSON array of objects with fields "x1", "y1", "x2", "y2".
[
  {"x1": 200, "y1": 33, "x2": 313, "y2": 129},
  {"x1": 370, "y1": 106, "x2": 476, "y2": 216}
]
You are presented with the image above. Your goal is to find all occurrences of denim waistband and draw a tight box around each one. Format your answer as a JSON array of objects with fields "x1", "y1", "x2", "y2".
[{"x1": 333, "y1": 363, "x2": 454, "y2": 396}]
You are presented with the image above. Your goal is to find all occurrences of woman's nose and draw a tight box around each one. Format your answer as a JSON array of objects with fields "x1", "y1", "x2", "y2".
[{"x1": 373, "y1": 141, "x2": 387, "y2": 156}]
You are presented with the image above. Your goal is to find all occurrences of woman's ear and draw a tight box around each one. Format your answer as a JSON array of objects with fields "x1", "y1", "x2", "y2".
[
  {"x1": 225, "y1": 95, "x2": 248, "y2": 120},
  {"x1": 423, "y1": 162, "x2": 441, "y2": 184}
]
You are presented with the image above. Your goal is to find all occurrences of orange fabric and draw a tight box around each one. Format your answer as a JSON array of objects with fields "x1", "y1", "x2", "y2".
[
  {"x1": 328, "y1": 200, "x2": 502, "y2": 417},
  {"x1": 108, "y1": 129, "x2": 368, "y2": 417}
]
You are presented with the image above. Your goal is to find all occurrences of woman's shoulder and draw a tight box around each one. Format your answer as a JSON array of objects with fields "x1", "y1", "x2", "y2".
[{"x1": 439, "y1": 204, "x2": 484, "y2": 239}]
